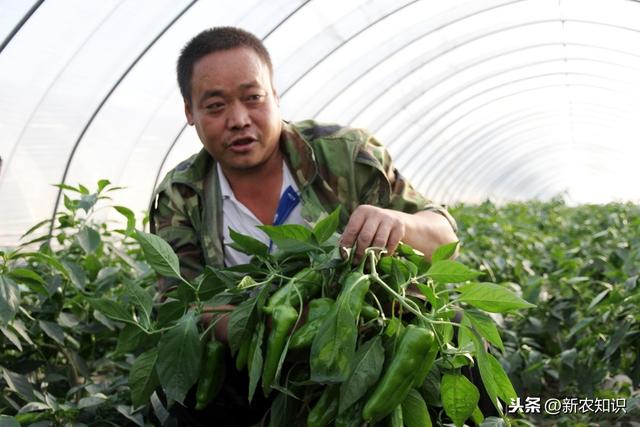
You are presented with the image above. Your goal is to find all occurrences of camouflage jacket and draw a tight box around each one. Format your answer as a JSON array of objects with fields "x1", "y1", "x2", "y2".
[{"x1": 150, "y1": 120, "x2": 456, "y2": 292}]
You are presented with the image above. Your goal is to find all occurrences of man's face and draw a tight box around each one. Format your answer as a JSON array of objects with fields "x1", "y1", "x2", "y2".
[{"x1": 184, "y1": 47, "x2": 282, "y2": 173}]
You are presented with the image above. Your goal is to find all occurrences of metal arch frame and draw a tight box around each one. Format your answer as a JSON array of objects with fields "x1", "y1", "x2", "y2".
[
  {"x1": 149, "y1": 0, "x2": 315, "y2": 202},
  {"x1": 2, "y1": 1, "x2": 128, "y2": 185},
  {"x1": 47, "y1": 0, "x2": 199, "y2": 236},
  {"x1": 288, "y1": 0, "x2": 528, "y2": 107},
  {"x1": 429, "y1": 105, "x2": 634, "y2": 199},
  {"x1": 410, "y1": 81, "x2": 634, "y2": 189},
  {"x1": 472, "y1": 142, "x2": 626, "y2": 203},
  {"x1": 432, "y1": 124, "x2": 579, "y2": 201},
  {"x1": 402, "y1": 100, "x2": 635, "y2": 179},
  {"x1": 0, "y1": 0, "x2": 44, "y2": 54},
  {"x1": 373, "y1": 46, "x2": 640, "y2": 141},
  {"x1": 278, "y1": 0, "x2": 420, "y2": 97},
  {"x1": 336, "y1": 19, "x2": 640, "y2": 128},
  {"x1": 443, "y1": 116, "x2": 631, "y2": 202},
  {"x1": 384, "y1": 49, "x2": 640, "y2": 168},
  {"x1": 415, "y1": 84, "x2": 638, "y2": 194},
  {"x1": 344, "y1": 19, "x2": 561, "y2": 125},
  {"x1": 440, "y1": 143, "x2": 579, "y2": 203},
  {"x1": 416, "y1": 107, "x2": 615, "y2": 197},
  {"x1": 393, "y1": 69, "x2": 639, "y2": 187}
]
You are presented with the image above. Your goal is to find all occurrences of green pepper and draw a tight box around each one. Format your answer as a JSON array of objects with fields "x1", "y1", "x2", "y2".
[
  {"x1": 195, "y1": 338, "x2": 226, "y2": 410},
  {"x1": 262, "y1": 304, "x2": 298, "y2": 396},
  {"x1": 360, "y1": 302, "x2": 380, "y2": 320},
  {"x1": 289, "y1": 298, "x2": 335, "y2": 350},
  {"x1": 307, "y1": 385, "x2": 339, "y2": 427},
  {"x1": 362, "y1": 325, "x2": 435, "y2": 421},
  {"x1": 263, "y1": 268, "x2": 322, "y2": 314},
  {"x1": 310, "y1": 272, "x2": 370, "y2": 382},
  {"x1": 413, "y1": 330, "x2": 437, "y2": 388}
]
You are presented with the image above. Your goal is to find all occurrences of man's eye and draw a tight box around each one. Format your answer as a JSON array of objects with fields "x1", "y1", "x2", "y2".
[
  {"x1": 247, "y1": 94, "x2": 264, "y2": 102},
  {"x1": 206, "y1": 103, "x2": 224, "y2": 110}
]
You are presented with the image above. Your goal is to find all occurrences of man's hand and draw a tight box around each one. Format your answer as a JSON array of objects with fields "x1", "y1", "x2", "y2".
[
  {"x1": 201, "y1": 305, "x2": 235, "y2": 343},
  {"x1": 339, "y1": 205, "x2": 404, "y2": 263},
  {"x1": 339, "y1": 205, "x2": 458, "y2": 263}
]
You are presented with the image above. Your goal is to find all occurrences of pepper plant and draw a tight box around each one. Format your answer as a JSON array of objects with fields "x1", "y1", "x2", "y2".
[
  {"x1": 0, "y1": 181, "x2": 155, "y2": 425},
  {"x1": 100, "y1": 206, "x2": 537, "y2": 426}
]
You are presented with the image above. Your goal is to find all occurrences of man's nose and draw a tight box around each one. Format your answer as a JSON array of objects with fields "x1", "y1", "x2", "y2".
[{"x1": 226, "y1": 100, "x2": 250, "y2": 129}]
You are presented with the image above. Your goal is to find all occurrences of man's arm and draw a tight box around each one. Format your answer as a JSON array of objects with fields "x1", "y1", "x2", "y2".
[{"x1": 339, "y1": 205, "x2": 458, "y2": 262}]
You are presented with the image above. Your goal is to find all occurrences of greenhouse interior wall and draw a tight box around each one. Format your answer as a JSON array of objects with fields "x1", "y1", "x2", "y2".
[{"x1": 0, "y1": 0, "x2": 638, "y2": 425}]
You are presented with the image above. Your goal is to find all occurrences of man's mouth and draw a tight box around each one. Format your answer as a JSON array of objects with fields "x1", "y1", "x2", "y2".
[{"x1": 227, "y1": 137, "x2": 257, "y2": 152}]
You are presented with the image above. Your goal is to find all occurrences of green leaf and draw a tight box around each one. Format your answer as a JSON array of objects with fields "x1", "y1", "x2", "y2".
[
  {"x1": 2, "y1": 368, "x2": 36, "y2": 401},
  {"x1": 97, "y1": 179, "x2": 111, "y2": 193},
  {"x1": 129, "y1": 349, "x2": 159, "y2": 408},
  {"x1": 402, "y1": 388, "x2": 432, "y2": 427},
  {"x1": 78, "y1": 193, "x2": 98, "y2": 212},
  {"x1": 134, "y1": 230, "x2": 183, "y2": 280},
  {"x1": 78, "y1": 184, "x2": 90, "y2": 195},
  {"x1": 471, "y1": 406, "x2": 484, "y2": 424},
  {"x1": 10, "y1": 320, "x2": 33, "y2": 346},
  {"x1": 156, "y1": 300, "x2": 186, "y2": 326},
  {"x1": 248, "y1": 322, "x2": 265, "y2": 402},
  {"x1": 458, "y1": 283, "x2": 535, "y2": 313},
  {"x1": 313, "y1": 207, "x2": 341, "y2": 243},
  {"x1": 117, "y1": 324, "x2": 156, "y2": 354},
  {"x1": 61, "y1": 259, "x2": 86, "y2": 290},
  {"x1": 89, "y1": 297, "x2": 133, "y2": 323},
  {"x1": 0, "y1": 325, "x2": 22, "y2": 350},
  {"x1": 567, "y1": 317, "x2": 595, "y2": 339},
  {"x1": 441, "y1": 373, "x2": 480, "y2": 427},
  {"x1": 39, "y1": 320, "x2": 65, "y2": 345},
  {"x1": 258, "y1": 224, "x2": 319, "y2": 252},
  {"x1": 0, "y1": 275, "x2": 20, "y2": 324},
  {"x1": 115, "y1": 206, "x2": 136, "y2": 235},
  {"x1": 78, "y1": 395, "x2": 107, "y2": 409},
  {"x1": 156, "y1": 311, "x2": 201, "y2": 404},
  {"x1": 124, "y1": 281, "x2": 153, "y2": 328},
  {"x1": 427, "y1": 260, "x2": 481, "y2": 283},
  {"x1": 432, "y1": 241, "x2": 459, "y2": 263},
  {"x1": 587, "y1": 289, "x2": 610, "y2": 311},
  {"x1": 19, "y1": 218, "x2": 51, "y2": 239},
  {"x1": 228, "y1": 228, "x2": 269, "y2": 257},
  {"x1": 76, "y1": 226, "x2": 101, "y2": 254},
  {"x1": 8, "y1": 268, "x2": 46, "y2": 293},
  {"x1": 227, "y1": 286, "x2": 269, "y2": 354},
  {"x1": 339, "y1": 336, "x2": 385, "y2": 414},
  {"x1": 473, "y1": 334, "x2": 517, "y2": 413},
  {"x1": 53, "y1": 183, "x2": 82, "y2": 193},
  {"x1": 464, "y1": 311, "x2": 504, "y2": 352},
  {"x1": 604, "y1": 321, "x2": 629, "y2": 359}
]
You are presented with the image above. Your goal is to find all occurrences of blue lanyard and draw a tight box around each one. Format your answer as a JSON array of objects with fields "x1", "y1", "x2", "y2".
[{"x1": 269, "y1": 185, "x2": 300, "y2": 252}]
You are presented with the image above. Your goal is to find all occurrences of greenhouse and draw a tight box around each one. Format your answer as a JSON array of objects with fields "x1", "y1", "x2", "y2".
[{"x1": 0, "y1": 0, "x2": 638, "y2": 425}]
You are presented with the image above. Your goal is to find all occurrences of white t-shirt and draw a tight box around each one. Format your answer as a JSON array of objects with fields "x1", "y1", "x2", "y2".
[{"x1": 217, "y1": 161, "x2": 306, "y2": 266}]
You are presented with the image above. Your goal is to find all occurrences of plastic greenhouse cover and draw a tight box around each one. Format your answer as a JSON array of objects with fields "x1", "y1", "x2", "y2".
[{"x1": 1, "y1": 0, "x2": 640, "y2": 246}]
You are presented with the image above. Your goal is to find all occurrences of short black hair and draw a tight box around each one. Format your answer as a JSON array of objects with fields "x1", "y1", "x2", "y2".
[{"x1": 177, "y1": 26, "x2": 273, "y2": 104}]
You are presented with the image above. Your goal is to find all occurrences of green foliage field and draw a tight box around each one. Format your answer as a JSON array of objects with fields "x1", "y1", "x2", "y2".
[
  {"x1": 451, "y1": 200, "x2": 640, "y2": 425},
  {"x1": 0, "y1": 183, "x2": 638, "y2": 426}
]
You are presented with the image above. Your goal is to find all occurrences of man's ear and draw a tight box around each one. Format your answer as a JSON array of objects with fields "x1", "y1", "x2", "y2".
[
  {"x1": 184, "y1": 99, "x2": 194, "y2": 125},
  {"x1": 272, "y1": 87, "x2": 280, "y2": 107}
]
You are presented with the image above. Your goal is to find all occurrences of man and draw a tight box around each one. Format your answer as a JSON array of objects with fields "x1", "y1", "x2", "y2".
[{"x1": 150, "y1": 26, "x2": 457, "y2": 425}]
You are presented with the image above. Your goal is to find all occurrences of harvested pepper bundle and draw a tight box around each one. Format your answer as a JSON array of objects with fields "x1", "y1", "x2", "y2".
[{"x1": 128, "y1": 207, "x2": 535, "y2": 426}]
